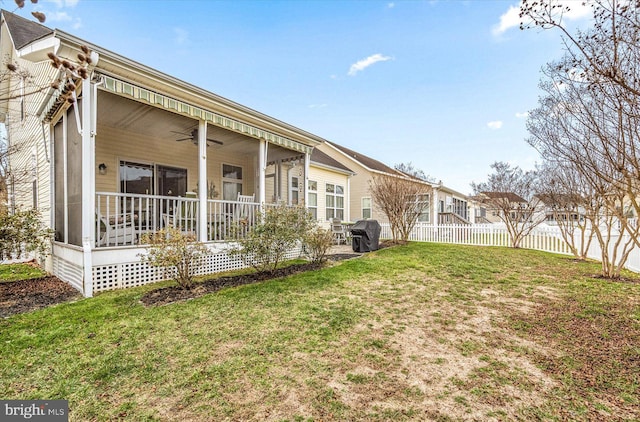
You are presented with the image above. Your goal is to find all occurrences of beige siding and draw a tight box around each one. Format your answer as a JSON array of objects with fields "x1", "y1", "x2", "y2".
[
  {"x1": 95, "y1": 125, "x2": 256, "y2": 199},
  {"x1": 308, "y1": 165, "x2": 350, "y2": 224},
  {"x1": 3, "y1": 50, "x2": 58, "y2": 225},
  {"x1": 315, "y1": 143, "x2": 390, "y2": 224}
]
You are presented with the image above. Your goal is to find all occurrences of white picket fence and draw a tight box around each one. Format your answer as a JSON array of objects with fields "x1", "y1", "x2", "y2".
[{"x1": 380, "y1": 222, "x2": 640, "y2": 273}]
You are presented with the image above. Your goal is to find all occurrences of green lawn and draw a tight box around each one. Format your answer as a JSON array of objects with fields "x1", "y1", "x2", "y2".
[
  {"x1": 0, "y1": 262, "x2": 47, "y2": 283},
  {"x1": 1, "y1": 243, "x2": 639, "y2": 421}
]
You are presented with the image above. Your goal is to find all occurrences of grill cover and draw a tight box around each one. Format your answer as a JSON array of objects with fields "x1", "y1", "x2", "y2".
[{"x1": 350, "y1": 219, "x2": 381, "y2": 252}]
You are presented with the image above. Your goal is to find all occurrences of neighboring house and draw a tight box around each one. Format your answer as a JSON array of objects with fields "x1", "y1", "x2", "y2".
[
  {"x1": 316, "y1": 141, "x2": 434, "y2": 224},
  {"x1": 534, "y1": 193, "x2": 585, "y2": 225},
  {"x1": 316, "y1": 141, "x2": 472, "y2": 226},
  {"x1": 0, "y1": 11, "x2": 328, "y2": 296},
  {"x1": 431, "y1": 182, "x2": 471, "y2": 225},
  {"x1": 477, "y1": 191, "x2": 532, "y2": 223},
  {"x1": 467, "y1": 195, "x2": 490, "y2": 224}
]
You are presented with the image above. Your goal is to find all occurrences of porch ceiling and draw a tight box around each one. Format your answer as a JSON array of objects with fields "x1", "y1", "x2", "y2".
[{"x1": 97, "y1": 91, "x2": 301, "y2": 158}]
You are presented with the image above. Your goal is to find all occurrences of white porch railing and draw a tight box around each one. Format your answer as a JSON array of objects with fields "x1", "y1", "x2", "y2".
[{"x1": 96, "y1": 192, "x2": 261, "y2": 247}]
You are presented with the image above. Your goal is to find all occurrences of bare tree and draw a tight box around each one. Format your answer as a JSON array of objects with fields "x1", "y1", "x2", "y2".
[
  {"x1": 520, "y1": 0, "x2": 640, "y2": 97},
  {"x1": 472, "y1": 162, "x2": 545, "y2": 248},
  {"x1": 526, "y1": 56, "x2": 637, "y2": 277},
  {"x1": 394, "y1": 162, "x2": 435, "y2": 183},
  {"x1": 369, "y1": 172, "x2": 432, "y2": 243},
  {"x1": 537, "y1": 161, "x2": 594, "y2": 260}
]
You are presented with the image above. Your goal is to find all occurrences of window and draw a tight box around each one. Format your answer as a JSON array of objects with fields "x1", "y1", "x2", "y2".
[
  {"x1": 325, "y1": 183, "x2": 344, "y2": 221},
  {"x1": 289, "y1": 174, "x2": 300, "y2": 205},
  {"x1": 120, "y1": 161, "x2": 154, "y2": 194},
  {"x1": 222, "y1": 164, "x2": 243, "y2": 200},
  {"x1": 158, "y1": 165, "x2": 187, "y2": 197},
  {"x1": 362, "y1": 197, "x2": 371, "y2": 219},
  {"x1": 308, "y1": 180, "x2": 317, "y2": 220},
  {"x1": 453, "y1": 198, "x2": 468, "y2": 219},
  {"x1": 416, "y1": 194, "x2": 430, "y2": 222},
  {"x1": 119, "y1": 161, "x2": 187, "y2": 197}
]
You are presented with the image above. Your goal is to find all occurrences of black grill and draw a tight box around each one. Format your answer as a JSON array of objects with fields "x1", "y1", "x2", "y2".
[{"x1": 350, "y1": 220, "x2": 381, "y2": 252}]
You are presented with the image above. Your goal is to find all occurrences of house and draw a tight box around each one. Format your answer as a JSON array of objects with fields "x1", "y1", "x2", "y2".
[
  {"x1": 316, "y1": 141, "x2": 434, "y2": 224},
  {"x1": 477, "y1": 191, "x2": 532, "y2": 223},
  {"x1": 307, "y1": 148, "x2": 355, "y2": 225},
  {"x1": 316, "y1": 141, "x2": 472, "y2": 225},
  {"x1": 431, "y1": 182, "x2": 471, "y2": 225},
  {"x1": 0, "y1": 11, "x2": 333, "y2": 296},
  {"x1": 534, "y1": 193, "x2": 585, "y2": 225}
]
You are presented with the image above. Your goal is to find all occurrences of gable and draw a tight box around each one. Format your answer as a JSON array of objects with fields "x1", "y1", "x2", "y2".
[{"x1": 1, "y1": 10, "x2": 52, "y2": 50}]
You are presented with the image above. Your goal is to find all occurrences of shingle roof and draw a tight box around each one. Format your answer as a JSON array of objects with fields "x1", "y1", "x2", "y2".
[
  {"x1": 310, "y1": 148, "x2": 354, "y2": 174},
  {"x1": 481, "y1": 191, "x2": 528, "y2": 203},
  {"x1": 2, "y1": 10, "x2": 53, "y2": 50},
  {"x1": 326, "y1": 141, "x2": 397, "y2": 174}
]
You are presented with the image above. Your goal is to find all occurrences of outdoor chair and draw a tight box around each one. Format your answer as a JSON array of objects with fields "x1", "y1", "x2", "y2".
[
  {"x1": 331, "y1": 218, "x2": 346, "y2": 245},
  {"x1": 97, "y1": 212, "x2": 136, "y2": 246}
]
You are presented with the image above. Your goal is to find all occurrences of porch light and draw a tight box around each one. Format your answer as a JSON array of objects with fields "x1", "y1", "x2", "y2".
[{"x1": 98, "y1": 163, "x2": 107, "y2": 175}]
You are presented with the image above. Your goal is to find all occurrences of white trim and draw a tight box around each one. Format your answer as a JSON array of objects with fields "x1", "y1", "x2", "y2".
[
  {"x1": 259, "y1": 139, "x2": 266, "y2": 205},
  {"x1": 221, "y1": 162, "x2": 244, "y2": 200},
  {"x1": 198, "y1": 120, "x2": 207, "y2": 242}
]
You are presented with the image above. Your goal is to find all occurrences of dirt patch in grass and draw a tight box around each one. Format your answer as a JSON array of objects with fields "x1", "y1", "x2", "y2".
[
  {"x1": 511, "y1": 296, "x2": 640, "y2": 420},
  {"x1": 0, "y1": 276, "x2": 81, "y2": 318}
]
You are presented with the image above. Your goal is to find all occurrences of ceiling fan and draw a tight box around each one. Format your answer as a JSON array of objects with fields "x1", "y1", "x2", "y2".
[{"x1": 172, "y1": 129, "x2": 223, "y2": 146}]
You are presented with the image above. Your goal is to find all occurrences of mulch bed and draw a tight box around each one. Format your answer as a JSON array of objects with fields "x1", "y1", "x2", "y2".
[
  {"x1": 0, "y1": 276, "x2": 81, "y2": 318},
  {"x1": 141, "y1": 252, "x2": 364, "y2": 307},
  {"x1": 0, "y1": 252, "x2": 366, "y2": 317}
]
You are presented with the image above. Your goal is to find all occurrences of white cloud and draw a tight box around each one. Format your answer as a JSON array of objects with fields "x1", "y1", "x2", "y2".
[
  {"x1": 515, "y1": 111, "x2": 529, "y2": 119},
  {"x1": 492, "y1": 5, "x2": 520, "y2": 37},
  {"x1": 388, "y1": 2, "x2": 395, "y2": 8},
  {"x1": 348, "y1": 53, "x2": 392, "y2": 76},
  {"x1": 45, "y1": 0, "x2": 79, "y2": 7},
  {"x1": 308, "y1": 104, "x2": 328, "y2": 109},
  {"x1": 487, "y1": 120, "x2": 503, "y2": 130},
  {"x1": 46, "y1": 11, "x2": 72, "y2": 22},
  {"x1": 493, "y1": 1, "x2": 592, "y2": 36},
  {"x1": 173, "y1": 27, "x2": 189, "y2": 45}
]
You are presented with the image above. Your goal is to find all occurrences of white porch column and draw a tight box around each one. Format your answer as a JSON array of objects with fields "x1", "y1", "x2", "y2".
[
  {"x1": 198, "y1": 120, "x2": 208, "y2": 242},
  {"x1": 346, "y1": 176, "x2": 351, "y2": 222},
  {"x1": 303, "y1": 152, "x2": 310, "y2": 208},
  {"x1": 259, "y1": 139, "x2": 266, "y2": 207},
  {"x1": 81, "y1": 77, "x2": 95, "y2": 297},
  {"x1": 433, "y1": 186, "x2": 439, "y2": 227}
]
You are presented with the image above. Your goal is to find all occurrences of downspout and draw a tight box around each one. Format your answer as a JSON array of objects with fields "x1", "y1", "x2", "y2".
[{"x1": 40, "y1": 123, "x2": 50, "y2": 163}]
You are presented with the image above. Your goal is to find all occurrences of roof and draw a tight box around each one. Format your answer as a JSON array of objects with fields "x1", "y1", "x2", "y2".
[
  {"x1": 310, "y1": 148, "x2": 354, "y2": 174},
  {"x1": 1, "y1": 10, "x2": 52, "y2": 50},
  {"x1": 326, "y1": 141, "x2": 397, "y2": 174},
  {"x1": 481, "y1": 191, "x2": 528, "y2": 203},
  {"x1": 534, "y1": 193, "x2": 583, "y2": 206}
]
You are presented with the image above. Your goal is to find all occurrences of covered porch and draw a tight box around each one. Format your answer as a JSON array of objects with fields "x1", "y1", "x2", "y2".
[{"x1": 49, "y1": 73, "x2": 320, "y2": 295}]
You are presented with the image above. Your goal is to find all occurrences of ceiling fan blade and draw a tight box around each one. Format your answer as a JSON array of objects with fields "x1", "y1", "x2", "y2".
[
  {"x1": 175, "y1": 137, "x2": 191, "y2": 142},
  {"x1": 206, "y1": 138, "x2": 224, "y2": 145}
]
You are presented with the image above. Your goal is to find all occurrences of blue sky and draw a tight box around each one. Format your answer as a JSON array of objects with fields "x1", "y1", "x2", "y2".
[{"x1": 10, "y1": 0, "x2": 592, "y2": 193}]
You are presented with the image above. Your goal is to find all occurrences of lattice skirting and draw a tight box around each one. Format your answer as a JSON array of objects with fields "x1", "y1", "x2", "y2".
[
  {"x1": 52, "y1": 256, "x2": 84, "y2": 293},
  {"x1": 92, "y1": 246, "x2": 303, "y2": 293}
]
